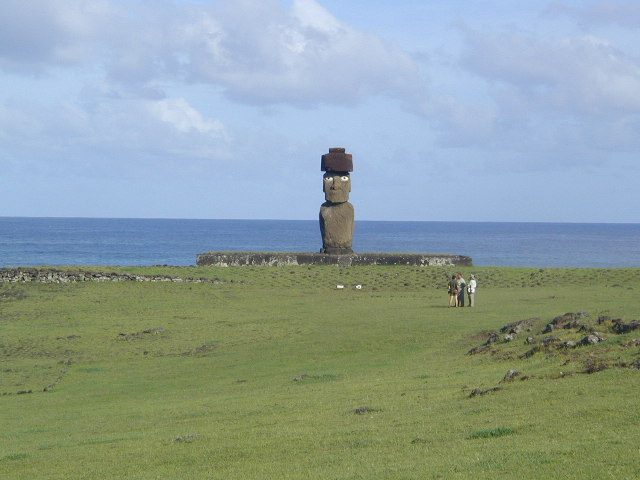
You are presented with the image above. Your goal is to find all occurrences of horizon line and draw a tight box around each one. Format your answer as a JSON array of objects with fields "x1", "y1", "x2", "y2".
[{"x1": 1, "y1": 216, "x2": 638, "y2": 225}]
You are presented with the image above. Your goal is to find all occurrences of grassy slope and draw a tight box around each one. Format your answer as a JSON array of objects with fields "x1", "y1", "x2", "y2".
[{"x1": 1, "y1": 266, "x2": 639, "y2": 479}]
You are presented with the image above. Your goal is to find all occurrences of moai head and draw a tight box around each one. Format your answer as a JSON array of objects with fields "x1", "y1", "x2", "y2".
[
  {"x1": 321, "y1": 148, "x2": 353, "y2": 204},
  {"x1": 323, "y1": 172, "x2": 351, "y2": 203}
]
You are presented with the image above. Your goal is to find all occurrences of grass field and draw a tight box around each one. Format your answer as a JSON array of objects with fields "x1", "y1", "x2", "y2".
[{"x1": 1, "y1": 265, "x2": 639, "y2": 479}]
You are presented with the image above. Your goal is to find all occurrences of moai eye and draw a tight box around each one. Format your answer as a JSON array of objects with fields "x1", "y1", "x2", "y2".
[
  {"x1": 324, "y1": 177, "x2": 333, "y2": 183},
  {"x1": 341, "y1": 176, "x2": 349, "y2": 182}
]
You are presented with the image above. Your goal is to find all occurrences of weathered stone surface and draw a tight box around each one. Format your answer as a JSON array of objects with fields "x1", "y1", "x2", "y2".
[
  {"x1": 500, "y1": 317, "x2": 538, "y2": 334},
  {"x1": 320, "y1": 201, "x2": 354, "y2": 254},
  {"x1": 611, "y1": 318, "x2": 640, "y2": 334},
  {"x1": 196, "y1": 252, "x2": 473, "y2": 267},
  {"x1": 467, "y1": 345, "x2": 492, "y2": 355},
  {"x1": 501, "y1": 370, "x2": 521, "y2": 382},
  {"x1": 320, "y1": 147, "x2": 355, "y2": 253},
  {"x1": 503, "y1": 333, "x2": 516, "y2": 342},
  {"x1": 0, "y1": 268, "x2": 219, "y2": 284},
  {"x1": 579, "y1": 334, "x2": 605, "y2": 345},
  {"x1": 321, "y1": 147, "x2": 353, "y2": 172},
  {"x1": 485, "y1": 332, "x2": 500, "y2": 345},
  {"x1": 469, "y1": 387, "x2": 502, "y2": 397},
  {"x1": 322, "y1": 172, "x2": 352, "y2": 204}
]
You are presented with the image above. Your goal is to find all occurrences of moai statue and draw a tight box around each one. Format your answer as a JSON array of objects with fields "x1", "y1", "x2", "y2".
[{"x1": 319, "y1": 147, "x2": 354, "y2": 254}]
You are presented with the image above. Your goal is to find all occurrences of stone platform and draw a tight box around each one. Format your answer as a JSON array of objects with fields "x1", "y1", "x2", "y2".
[{"x1": 196, "y1": 252, "x2": 472, "y2": 267}]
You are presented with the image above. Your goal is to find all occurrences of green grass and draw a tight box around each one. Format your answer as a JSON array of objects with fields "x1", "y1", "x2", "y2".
[{"x1": 1, "y1": 265, "x2": 639, "y2": 479}]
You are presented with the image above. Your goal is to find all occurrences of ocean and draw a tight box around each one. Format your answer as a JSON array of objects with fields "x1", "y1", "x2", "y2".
[{"x1": 1, "y1": 217, "x2": 639, "y2": 268}]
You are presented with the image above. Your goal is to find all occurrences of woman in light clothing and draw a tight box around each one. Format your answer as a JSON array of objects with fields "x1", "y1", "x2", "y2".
[{"x1": 467, "y1": 274, "x2": 477, "y2": 307}]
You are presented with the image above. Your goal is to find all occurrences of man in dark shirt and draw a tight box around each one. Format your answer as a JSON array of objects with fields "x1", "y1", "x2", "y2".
[
  {"x1": 448, "y1": 275, "x2": 458, "y2": 307},
  {"x1": 456, "y1": 274, "x2": 466, "y2": 307}
]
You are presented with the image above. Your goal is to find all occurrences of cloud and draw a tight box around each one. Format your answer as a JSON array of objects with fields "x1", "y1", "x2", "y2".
[
  {"x1": 425, "y1": 24, "x2": 640, "y2": 165},
  {"x1": 0, "y1": 0, "x2": 116, "y2": 72},
  {"x1": 0, "y1": 0, "x2": 428, "y2": 177},
  {"x1": 148, "y1": 98, "x2": 226, "y2": 136},
  {"x1": 0, "y1": 93, "x2": 230, "y2": 179},
  {"x1": 1, "y1": 0, "x2": 428, "y2": 108},
  {"x1": 167, "y1": 0, "x2": 426, "y2": 107},
  {"x1": 460, "y1": 29, "x2": 640, "y2": 115},
  {"x1": 546, "y1": 0, "x2": 640, "y2": 28}
]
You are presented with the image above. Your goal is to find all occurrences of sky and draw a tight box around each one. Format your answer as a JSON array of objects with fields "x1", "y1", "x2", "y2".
[{"x1": 1, "y1": 0, "x2": 639, "y2": 223}]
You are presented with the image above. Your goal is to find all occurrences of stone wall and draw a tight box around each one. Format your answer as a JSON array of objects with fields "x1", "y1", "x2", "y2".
[
  {"x1": 196, "y1": 252, "x2": 472, "y2": 267},
  {"x1": 0, "y1": 268, "x2": 219, "y2": 284}
]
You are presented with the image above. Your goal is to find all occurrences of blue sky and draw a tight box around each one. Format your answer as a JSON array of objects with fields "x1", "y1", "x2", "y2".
[{"x1": 1, "y1": 0, "x2": 639, "y2": 222}]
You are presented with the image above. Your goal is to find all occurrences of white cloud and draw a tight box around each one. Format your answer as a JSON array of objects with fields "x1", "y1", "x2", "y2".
[
  {"x1": 0, "y1": 92, "x2": 230, "y2": 178},
  {"x1": 422, "y1": 25, "x2": 640, "y2": 164},
  {"x1": 148, "y1": 97, "x2": 226, "y2": 136},
  {"x1": 0, "y1": 0, "x2": 116, "y2": 71},
  {"x1": 0, "y1": 0, "x2": 427, "y2": 108},
  {"x1": 165, "y1": 0, "x2": 426, "y2": 107},
  {"x1": 460, "y1": 30, "x2": 640, "y2": 115}
]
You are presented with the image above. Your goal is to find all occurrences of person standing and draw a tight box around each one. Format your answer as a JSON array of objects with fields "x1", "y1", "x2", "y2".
[
  {"x1": 448, "y1": 275, "x2": 458, "y2": 307},
  {"x1": 467, "y1": 274, "x2": 477, "y2": 307},
  {"x1": 456, "y1": 273, "x2": 466, "y2": 307}
]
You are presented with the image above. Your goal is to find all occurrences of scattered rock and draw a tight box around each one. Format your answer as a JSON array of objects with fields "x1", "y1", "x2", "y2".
[
  {"x1": 617, "y1": 359, "x2": 640, "y2": 369},
  {"x1": 611, "y1": 319, "x2": 640, "y2": 334},
  {"x1": 501, "y1": 370, "x2": 521, "y2": 383},
  {"x1": 485, "y1": 332, "x2": 500, "y2": 345},
  {"x1": 579, "y1": 334, "x2": 605, "y2": 346},
  {"x1": 563, "y1": 321, "x2": 584, "y2": 330},
  {"x1": 503, "y1": 333, "x2": 516, "y2": 343},
  {"x1": 194, "y1": 344, "x2": 214, "y2": 353},
  {"x1": 175, "y1": 434, "x2": 200, "y2": 443},
  {"x1": 621, "y1": 339, "x2": 640, "y2": 348},
  {"x1": 542, "y1": 324, "x2": 555, "y2": 334},
  {"x1": 142, "y1": 328, "x2": 166, "y2": 334},
  {"x1": 500, "y1": 318, "x2": 538, "y2": 335},
  {"x1": 467, "y1": 345, "x2": 492, "y2": 355},
  {"x1": 411, "y1": 438, "x2": 428, "y2": 444},
  {"x1": 541, "y1": 336, "x2": 560, "y2": 346},
  {"x1": 597, "y1": 315, "x2": 612, "y2": 324},
  {"x1": 562, "y1": 340, "x2": 577, "y2": 348},
  {"x1": 293, "y1": 374, "x2": 309, "y2": 381},
  {"x1": 578, "y1": 325, "x2": 595, "y2": 333},
  {"x1": 119, "y1": 328, "x2": 166, "y2": 341},
  {"x1": 525, "y1": 337, "x2": 537, "y2": 345},
  {"x1": 582, "y1": 358, "x2": 610, "y2": 374},
  {"x1": 519, "y1": 346, "x2": 540, "y2": 359},
  {"x1": 17, "y1": 390, "x2": 33, "y2": 395},
  {"x1": 43, "y1": 368, "x2": 68, "y2": 392},
  {"x1": 543, "y1": 312, "x2": 588, "y2": 333},
  {"x1": 0, "y1": 268, "x2": 221, "y2": 284},
  {"x1": 469, "y1": 387, "x2": 502, "y2": 397},
  {"x1": 350, "y1": 406, "x2": 380, "y2": 415}
]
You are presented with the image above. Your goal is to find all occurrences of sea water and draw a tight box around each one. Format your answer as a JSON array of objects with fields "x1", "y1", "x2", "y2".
[{"x1": 1, "y1": 217, "x2": 639, "y2": 268}]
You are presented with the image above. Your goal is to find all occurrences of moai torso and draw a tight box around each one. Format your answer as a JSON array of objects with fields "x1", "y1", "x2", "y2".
[{"x1": 319, "y1": 148, "x2": 354, "y2": 254}]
